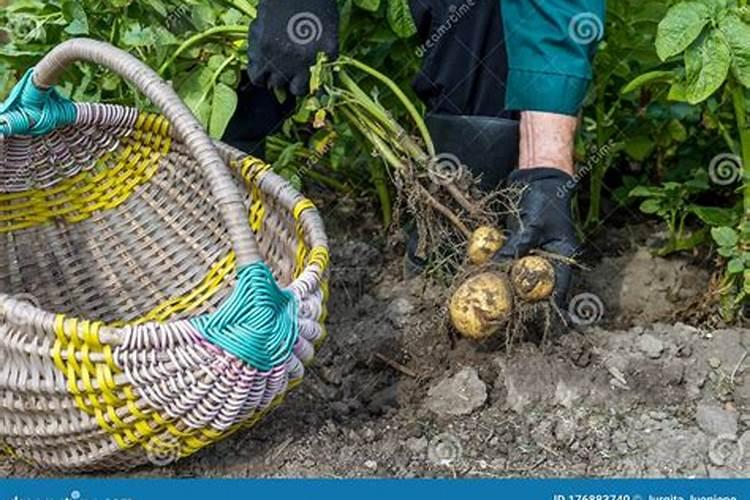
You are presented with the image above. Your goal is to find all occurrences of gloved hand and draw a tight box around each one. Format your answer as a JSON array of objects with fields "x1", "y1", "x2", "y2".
[
  {"x1": 496, "y1": 168, "x2": 579, "y2": 308},
  {"x1": 248, "y1": 0, "x2": 339, "y2": 96}
]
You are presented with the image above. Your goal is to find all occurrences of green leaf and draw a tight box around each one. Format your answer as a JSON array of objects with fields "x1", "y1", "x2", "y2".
[
  {"x1": 143, "y1": 0, "x2": 167, "y2": 16},
  {"x1": 354, "y1": 0, "x2": 380, "y2": 12},
  {"x1": 624, "y1": 135, "x2": 656, "y2": 161},
  {"x1": 387, "y1": 0, "x2": 417, "y2": 38},
  {"x1": 639, "y1": 198, "x2": 662, "y2": 214},
  {"x1": 690, "y1": 205, "x2": 738, "y2": 226},
  {"x1": 629, "y1": 185, "x2": 663, "y2": 198},
  {"x1": 667, "y1": 119, "x2": 688, "y2": 141},
  {"x1": 209, "y1": 83, "x2": 238, "y2": 140},
  {"x1": 728, "y1": 257, "x2": 744, "y2": 274},
  {"x1": 684, "y1": 30, "x2": 731, "y2": 104},
  {"x1": 718, "y1": 245, "x2": 735, "y2": 258},
  {"x1": 712, "y1": 226, "x2": 739, "y2": 248},
  {"x1": 621, "y1": 70, "x2": 675, "y2": 95},
  {"x1": 668, "y1": 80, "x2": 689, "y2": 101},
  {"x1": 120, "y1": 23, "x2": 157, "y2": 47},
  {"x1": 191, "y1": 5, "x2": 217, "y2": 31},
  {"x1": 178, "y1": 66, "x2": 214, "y2": 124},
  {"x1": 656, "y1": 1, "x2": 712, "y2": 60},
  {"x1": 62, "y1": 0, "x2": 89, "y2": 35},
  {"x1": 718, "y1": 13, "x2": 750, "y2": 87}
]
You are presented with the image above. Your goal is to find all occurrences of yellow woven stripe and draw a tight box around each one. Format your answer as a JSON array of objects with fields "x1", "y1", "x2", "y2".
[
  {"x1": 0, "y1": 113, "x2": 170, "y2": 233},
  {"x1": 115, "y1": 158, "x2": 330, "y2": 325},
  {"x1": 109, "y1": 253, "x2": 237, "y2": 328},
  {"x1": 47, "y1": 150, "x2": 329, "y2": 463},
  {"x1": 242, "y1": 158, "x2": 271, "y2": 233},
  {"x1": 55, "y1": 308, "x2": 306, "y2": 458}
]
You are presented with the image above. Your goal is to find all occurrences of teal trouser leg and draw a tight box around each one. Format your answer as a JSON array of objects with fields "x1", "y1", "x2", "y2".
[{"x1": 502, "y1": 0, "x2": 605, "y2": 116}]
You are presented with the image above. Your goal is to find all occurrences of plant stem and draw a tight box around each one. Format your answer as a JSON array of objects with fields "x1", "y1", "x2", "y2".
[
  {"x1": 341, "y1": 108, "x2": 397, "y2": 226},
  {"x1": 304, "y1": 169, "x2": 352, "y2": 193},
  {"x1": 159, "y1": 26, "x2": 248, "y2": 75},
  {"x1": 338, "y1": 57, "x2": 435, "y2": 156},
  {"x1": 265, "y1": 136, "x2": 353, "y2": 193},
  {"x1": 731, "y1": 81, "x2": 750, "y2": 228},
  {"x1": 223, "y1": 0, "x2": 256, "y2": 18},
  {"x1": 585, "y1": 85, "x2": 607, "y2": 229},
  {"x1": 369, "y1": 160, "x2": 393, "y2": 228}
]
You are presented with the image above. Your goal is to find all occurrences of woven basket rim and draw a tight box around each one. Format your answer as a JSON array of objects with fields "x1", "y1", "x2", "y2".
[{"x1": 0, "y1": 102, "x2": 329, "y2": 332}]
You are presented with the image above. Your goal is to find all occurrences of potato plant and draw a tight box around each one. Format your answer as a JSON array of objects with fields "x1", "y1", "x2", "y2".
[
  {"x1": 621, "y1": 0, "x2": 750, "y2": 316},
  {"x1": 1, "y1": 0, "x2": 748, "y2": 317}
]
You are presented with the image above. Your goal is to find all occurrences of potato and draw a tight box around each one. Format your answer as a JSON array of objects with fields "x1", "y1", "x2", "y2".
[
  {"x1": 510, "y1": 256, "x2": 555, "y2": 302},
  {"x1": 467, "y1": 226, "x2": 504, "y2": 265},
  {"x1": 449, "y1": 272, "x2": 513, "y2": 340}
]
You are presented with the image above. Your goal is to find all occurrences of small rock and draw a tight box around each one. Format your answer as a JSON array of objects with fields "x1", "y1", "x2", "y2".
[
  {"x1": 554, "y1": 418, "x2": 577, "y2": 445},
  {"x1": 387, "y1": 297, "x2": 415, "y2": 328},
  {"x1": 709, "y1": 358, "x2": 722, "y2": 369},
  {"x1": 363, "y1": 427, "x2": 376, "y2": 442},
  {"x1": 696, "y1": 402, "x2": 738, "y2": 437},
  {"x1": 639, "y1": 334, "x2": 665, "y2": 359},
  {"x1": 405, "y1": 437, "x2": 428, "y2": 454},
  {"x1": 425, "y1": 367, "x2": 487, "y2": 416},
  {"x1": 364, "y1": 460, "x2": 378, "y2": 470}
]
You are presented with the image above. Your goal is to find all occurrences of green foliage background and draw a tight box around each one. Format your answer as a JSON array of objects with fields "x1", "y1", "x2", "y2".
[{"x1": 0, "y1": 0, "x2": 748, "y2": 315}]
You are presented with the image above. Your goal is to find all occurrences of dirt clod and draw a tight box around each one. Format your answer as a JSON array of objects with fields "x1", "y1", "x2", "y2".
[{"x1": 425, "y1": 367, "x2": 487, "y2": 417}]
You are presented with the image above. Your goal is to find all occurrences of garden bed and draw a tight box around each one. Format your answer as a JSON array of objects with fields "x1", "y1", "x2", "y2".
[{"x1": 2, "y1": 201, "x2": 747, "y2": 479}]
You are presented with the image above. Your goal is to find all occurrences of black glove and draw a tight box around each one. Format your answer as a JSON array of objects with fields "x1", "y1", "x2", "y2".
[
  {"x1": 496, "y1": 168, "x2": 579, "y2": 307},
  {"x1": 248, "y1": 0, "x2": 339, "y2": 96}
]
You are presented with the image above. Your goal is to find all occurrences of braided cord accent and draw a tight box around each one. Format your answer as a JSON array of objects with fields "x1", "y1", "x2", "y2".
[
  {"x1": 0, "y1": 69, "x2": 77, "y2": 136},
  {"x1": 191, "y1": 262, "x2": 299, "y2": 372}
]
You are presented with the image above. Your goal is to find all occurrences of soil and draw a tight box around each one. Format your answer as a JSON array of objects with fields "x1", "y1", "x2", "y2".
[{"x1": 2, "y1": 204, "x2": 749, "y2": 479}]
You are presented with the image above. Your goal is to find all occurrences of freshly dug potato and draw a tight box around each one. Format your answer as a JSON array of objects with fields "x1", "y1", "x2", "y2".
[
  {"x1": 467, "y1": 226, "x2": 504, "y2": 265},
  {"x1": 510, "y1": 256, "x2": 555, "y2": 302},
  {"x1": 449, "y1": 272, "x2": 513, "y2": 340}
]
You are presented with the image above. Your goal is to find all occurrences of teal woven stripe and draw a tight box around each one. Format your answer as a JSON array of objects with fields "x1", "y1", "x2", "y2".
[
  {"x1": 0, "y1": 68, "x2": 77, "y2": 137},
  {"x1": 191, "y1": 263, "x2": 299, "y2": 372}
]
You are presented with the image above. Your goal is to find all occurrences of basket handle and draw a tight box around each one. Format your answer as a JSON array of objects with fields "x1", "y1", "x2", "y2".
[{"x1": 32, "y1": 38, "x2": 261, "y2": 268}]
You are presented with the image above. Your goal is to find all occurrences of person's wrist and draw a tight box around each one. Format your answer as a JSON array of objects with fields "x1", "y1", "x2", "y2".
[{"x1": 518, "y1": 111, "x2": 577, "y2": 176}]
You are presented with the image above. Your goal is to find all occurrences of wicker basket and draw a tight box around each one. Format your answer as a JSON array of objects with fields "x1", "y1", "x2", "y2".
[{"x1": 0, "y1": 39, "x2": 329, "y2": 471}]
